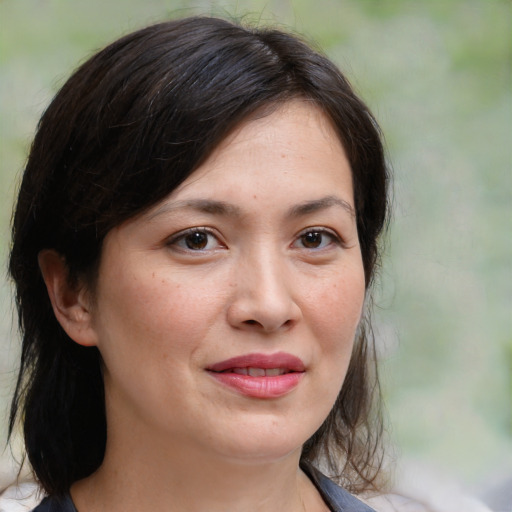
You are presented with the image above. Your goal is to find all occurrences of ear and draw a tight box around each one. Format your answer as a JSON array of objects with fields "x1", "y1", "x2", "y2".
[{"x1": 38, "y1": 249, "x2": 98, "y2": 347}]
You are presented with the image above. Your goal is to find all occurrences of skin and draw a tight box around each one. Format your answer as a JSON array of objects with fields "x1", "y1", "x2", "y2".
[{"x1": 40, "y1": 100, "x2": 366, "y2": 511}]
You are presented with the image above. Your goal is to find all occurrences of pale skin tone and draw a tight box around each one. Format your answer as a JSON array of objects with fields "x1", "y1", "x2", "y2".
[{"x1": 40, "y1": 100, "x2": 366, "y2": 511}]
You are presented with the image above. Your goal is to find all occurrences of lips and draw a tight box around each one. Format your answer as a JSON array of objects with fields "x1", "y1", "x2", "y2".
[
  {"x1": 206, "y1": 352, "x2": 305, "y2": 398},
  {"x1": 207, "y1": 352, "x2": 305, "y2": 373}
]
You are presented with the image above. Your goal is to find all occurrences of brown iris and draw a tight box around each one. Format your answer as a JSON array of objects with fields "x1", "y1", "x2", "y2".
[
  {"x1": 185, "y1": 231, "x2": 209, "y2": 250},
  {"x1": 301, "y1": 231, "x2": 323, "y2": 248}
]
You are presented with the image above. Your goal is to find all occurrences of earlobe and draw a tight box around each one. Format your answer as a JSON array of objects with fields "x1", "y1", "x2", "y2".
[{"x1": 38, "y1": 249, "x2": 98, "y2": 347}]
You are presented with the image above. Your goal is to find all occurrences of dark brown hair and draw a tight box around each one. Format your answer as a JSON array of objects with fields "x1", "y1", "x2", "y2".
[{"x1": 9, "y1": 16, "x2": 389, "y2": 496}]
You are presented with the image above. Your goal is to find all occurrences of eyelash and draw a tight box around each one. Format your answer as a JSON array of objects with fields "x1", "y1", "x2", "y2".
[{"x1": 167, "y1": 226, "x2": 344, "y2": 253}]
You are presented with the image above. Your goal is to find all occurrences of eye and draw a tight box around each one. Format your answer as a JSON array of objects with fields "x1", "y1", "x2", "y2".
[
  {"x1": 293, "y1": 228, "x2": 341, "y2": 250},
  {"x1": 168, "y1": 228, "x2": 223, "y2": 252}
]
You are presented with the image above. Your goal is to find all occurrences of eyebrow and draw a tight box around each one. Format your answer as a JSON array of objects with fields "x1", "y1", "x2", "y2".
[
  {"x1": 148, "y1": 195, "x2": 355, "y2": 220},
  {"x1": 286, "y1": 195, "x2": 356, "y2": 219},
  {"x1": 147, "y1": 199, "x2": 242, "y2": 220}
]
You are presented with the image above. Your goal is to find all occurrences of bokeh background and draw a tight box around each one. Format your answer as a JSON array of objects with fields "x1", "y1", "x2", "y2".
[{"x1": 1, "y1": 0, "x2": 511, "y2": 508}]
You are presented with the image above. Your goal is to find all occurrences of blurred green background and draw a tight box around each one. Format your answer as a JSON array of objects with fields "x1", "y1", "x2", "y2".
[{"x1": 1, "y1": 0, "x2": 511, "y2": 500}]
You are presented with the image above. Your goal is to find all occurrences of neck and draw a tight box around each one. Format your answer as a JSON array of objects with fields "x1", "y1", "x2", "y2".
[{"x1": 71, "y1": 429, "x2": 325, "y2": 512}]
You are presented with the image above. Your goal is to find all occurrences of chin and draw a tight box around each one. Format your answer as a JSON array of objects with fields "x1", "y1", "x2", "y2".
[{"x1": 202, "y1": 415, "x2": 315, "y2": 465}]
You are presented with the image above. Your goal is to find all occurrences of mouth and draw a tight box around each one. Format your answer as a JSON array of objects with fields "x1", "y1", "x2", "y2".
[
  {"x1": 206, "y1": 352, "x2": 305, "y2": 398},
  {"x1": 222, "y1": 367, "x2": 293, "y2": 377},
  {"x1": 207, "y1": 352, "x2": 306, "y2": 373}
]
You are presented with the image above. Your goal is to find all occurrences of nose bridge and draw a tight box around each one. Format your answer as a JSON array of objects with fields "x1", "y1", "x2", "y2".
[
  {"x1": 243, "y1": 243, "x2": 287, "y2": 297},
  {"x1": 229, "y1": 242, "x2": 301, "y2": 331}
]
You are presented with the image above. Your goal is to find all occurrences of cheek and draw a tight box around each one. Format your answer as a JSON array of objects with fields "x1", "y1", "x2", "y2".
[
  {"x1": 94, "y1": 271, "x2": 220, "y2": 412},
  {"x1": 309, "y1": 268, "x2": 365, "y2": 346},
  {"x1": 300, "y1": 269, "x2": 365, "y2": 434},
  {"x1": 95, "y1": 267, "x2": 228, "y2": 370}
]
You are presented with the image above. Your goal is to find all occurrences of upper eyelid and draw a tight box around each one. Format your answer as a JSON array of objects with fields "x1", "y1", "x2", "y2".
[
  {"x1": 297, "y1": 226, "x2": 337, "y2": 234},
  {"x1": 295, "y1": 226, "x2": 343, "y2": 241}
]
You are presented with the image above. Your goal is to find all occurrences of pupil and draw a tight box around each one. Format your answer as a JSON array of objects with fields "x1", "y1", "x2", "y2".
[
  {"x1": 186, "y1": 232, "x2": 208, "y2": 249},
  {"x1": 303, "y1": 232, "x2": 321, "y2": 248}
]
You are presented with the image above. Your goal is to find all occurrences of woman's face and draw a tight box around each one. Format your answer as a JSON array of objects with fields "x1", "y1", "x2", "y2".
[{"x1": 88, "y1": 100, "x2": 366, "y2": 464}]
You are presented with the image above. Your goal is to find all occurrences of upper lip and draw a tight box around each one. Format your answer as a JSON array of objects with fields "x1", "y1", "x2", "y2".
[{"x1": 207, "y1": 352, "x2": 306, "y2": 373}]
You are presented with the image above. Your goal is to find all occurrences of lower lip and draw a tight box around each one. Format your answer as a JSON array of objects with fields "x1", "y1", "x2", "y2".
[{"x1": 207, "y1": 371, "x2": 304, "y2": 398}]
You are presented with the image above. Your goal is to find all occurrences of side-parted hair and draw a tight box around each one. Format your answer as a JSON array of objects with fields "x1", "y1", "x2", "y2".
[{"x1": 9, "y1": 16, "x2": 389, "y2": 496}]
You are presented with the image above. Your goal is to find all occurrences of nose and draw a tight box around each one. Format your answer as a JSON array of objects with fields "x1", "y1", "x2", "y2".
[{"x1": 226, "y1": 249, "x2": 302, "y2": 333}]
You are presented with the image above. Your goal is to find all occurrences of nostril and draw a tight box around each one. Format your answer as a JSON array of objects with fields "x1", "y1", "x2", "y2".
[{"x1": 244, "y1": 320, "x2": 258, "y2": 325}]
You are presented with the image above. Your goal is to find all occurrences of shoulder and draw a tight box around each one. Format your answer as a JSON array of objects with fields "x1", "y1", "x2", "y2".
[
  {"x1": 359, "y1": 491, "x2": 494, "y2": 512},
  {"x1": 301, "y1": 462, "x2": 494, "y2": 512}
]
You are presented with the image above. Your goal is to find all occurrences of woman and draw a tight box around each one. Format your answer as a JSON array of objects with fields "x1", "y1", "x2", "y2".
[{"x1": 7, "y1": 16, "x2": 388, "y2": 511}]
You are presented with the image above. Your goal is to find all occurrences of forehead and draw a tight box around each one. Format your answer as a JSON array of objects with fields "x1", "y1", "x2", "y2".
[{"x1": 165, "y1": 100, "x2": 353, "y2": 207}]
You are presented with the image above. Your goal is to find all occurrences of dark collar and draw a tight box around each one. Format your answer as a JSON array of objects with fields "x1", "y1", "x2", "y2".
[
  {"x1": 32, "y1": 493, "x2": 77, "y2": 512},
  {"x1": 301, "y1": 461, "x2": 376, "y2": 512},
  {"x1": 33, "y1": 464, "x2": 376, "y2": 512}
]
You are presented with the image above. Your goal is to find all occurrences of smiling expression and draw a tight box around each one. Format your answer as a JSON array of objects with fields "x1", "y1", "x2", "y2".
[{"x1": 87, "y1": 100, "x2": 366, "y2": 464}]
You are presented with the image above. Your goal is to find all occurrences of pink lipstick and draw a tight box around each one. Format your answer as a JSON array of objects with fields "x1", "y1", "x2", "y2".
[{"x1": 206, "y1": 352, "x2": 305, "y2": 398}]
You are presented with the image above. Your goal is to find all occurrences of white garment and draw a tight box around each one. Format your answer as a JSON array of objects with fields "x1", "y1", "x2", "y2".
[
  {"x1": 0, "y1": 482, "x2": 42, "y2": 512},
  {"x1": 362, "y1": 492, "x2": 493, "y2": 512}
]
